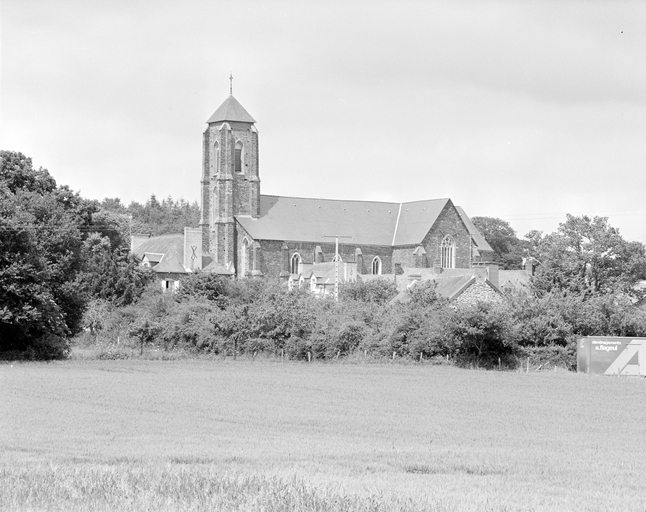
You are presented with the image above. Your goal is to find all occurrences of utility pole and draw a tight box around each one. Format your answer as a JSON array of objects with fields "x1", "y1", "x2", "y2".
[{"x1": 323, "y1": 235, "x2": 352, "y2": 301}]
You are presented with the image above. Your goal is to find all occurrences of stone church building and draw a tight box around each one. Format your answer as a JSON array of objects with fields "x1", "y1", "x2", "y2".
[{"x1": 133, "y1": 92, "x2": 496, "y2": 288}]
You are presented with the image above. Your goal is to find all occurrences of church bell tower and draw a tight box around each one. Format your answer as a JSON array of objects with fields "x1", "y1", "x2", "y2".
[{"x1": 199, "y1": 83, "x2": 260, "y2": 269}]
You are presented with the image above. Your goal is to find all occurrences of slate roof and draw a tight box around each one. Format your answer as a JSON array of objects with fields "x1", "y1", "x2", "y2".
[
  {"x1": 236, "y1": 195, "x2": 483, "y2": 248},
  {"x1": 392, "y1": 199, "x2": 450, "y2": 246},
  {"x1": 237, "y1": 195, "x2": 399, "y2": 246},
  {"x1": 207, "y1": 95, "x2": 256, "y2": 124},
  {"x1": 455, "y1": 206, "x2": 493, "y2": 253},
  {"x1": 135, "y1": 234, "x2": 186, "y2": 273},
  {"x1": 498, "y1": 270, "x2": 532, "y2": 290},
  {"x1": 433, "y1": 275, "x2": 476, "y2": 300},
  {"x1": 134, "y1": 233, "x2": 232, "y2": 275},
  {"x1": 202, "y1": 257, "x2": 235, "y2": 276},
  {"x1": 308, "y1": 262, "x2": 341, "y2": 281}
]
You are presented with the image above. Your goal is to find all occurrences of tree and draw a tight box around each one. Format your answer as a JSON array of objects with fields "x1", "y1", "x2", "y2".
[
  {"x1": 447, "y1": 301, "x2": 516, "y2": 363},
  {"x1": 530, "y1": 215, "x2": 646, "y2": 296},
  {"x1": 79, "y1": 233, "x2": 154, "y2": 306},
  {"x1": 0, "y1": 152, "x2": 86, "y2": 357},
  {"x1": 101, "y1": 195, "x2": 200, "y2": 237},
  {"x1": 472, "y1": 216, "x2": 527, "y2": 269},
  {"x1": 0, "y1": 151, "x2": 158, "y2": 359}
]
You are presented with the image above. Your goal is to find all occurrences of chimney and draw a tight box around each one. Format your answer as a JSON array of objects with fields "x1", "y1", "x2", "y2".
[
  {"x1": 523, "y1": 257, "x2": 536, "y2": 276},
  {"x1": 184, "y1": 227, "x2": 203, "y2": 271},
  {"x1": 486, "y1": 262, "x2": 499, "y2": 288},
  {"x1": 471, "y1": 261, "x2": 499, "y2": 288}
]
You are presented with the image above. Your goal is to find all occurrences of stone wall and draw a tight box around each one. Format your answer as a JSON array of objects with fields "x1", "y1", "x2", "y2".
[
  {"x1": 454, "y1": 281, "x2": 503, "y2": 306},
  {"x1": 236, "y1": 232, "x2": 395, "y2": 278},
  {"x1": 204, "y1": 119, "x2": 259, "y2": 268}
]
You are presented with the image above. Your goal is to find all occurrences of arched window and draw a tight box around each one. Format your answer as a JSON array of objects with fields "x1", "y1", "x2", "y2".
[
  {"x1": 290, "y1": 253, "x2": 301, "y2": 275},
  {"x1": 332, "y1": 254, "x2": 342, "y2": 263},
  {"x1": 241, "y1": 238, "x2": 250, "y2": 276},
  {"x1": 234, "y1": 140, "x2": 243, "y2": 173},
  {"x1": 372, "y1": 256, "x2": 382, "y2": 275},
  {"x1": 213, "y1": 141, "x2": 220, "y2": 175},
  {"x1": 441, "y1": 235, "x2": 455, "y2": 269}
]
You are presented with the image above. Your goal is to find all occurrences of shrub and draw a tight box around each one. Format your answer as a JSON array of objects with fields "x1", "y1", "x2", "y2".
[
  {"x1": 128, "y1": 318, "x2": 163, "y2": 355},
  {"x1": 447, "y1": 301, "x2": 517, "y2": 364},
  {"x1": 332, "y1": 321, "x2": 366, "y2": 357},
  {"x1": 340, "y1": 279, "x2": 397, "y2": 304},
  {"x1": 175, "y1": 272, "x2": 230, "y2": 306}
]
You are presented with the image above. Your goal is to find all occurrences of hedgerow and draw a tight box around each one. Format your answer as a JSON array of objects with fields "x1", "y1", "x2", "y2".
[{"x1": 74, "y1": 273, "x2": 646, "y2": 369}]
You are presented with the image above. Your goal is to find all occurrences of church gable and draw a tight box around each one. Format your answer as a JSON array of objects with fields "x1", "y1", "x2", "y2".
[
  {"x1": 391, "y1": 198, "x2": 450, "y2": 246},
  {"x1": 392, "y1": 200, "x2": 472, "y2": 270},
  {"x1": 421, "y1": 200, "x2": 472, "y2": 269}
]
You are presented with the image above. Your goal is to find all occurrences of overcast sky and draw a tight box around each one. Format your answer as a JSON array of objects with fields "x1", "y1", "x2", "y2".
[{"x1": 2, "y1": 0, "x2": 645, "y2": 242}]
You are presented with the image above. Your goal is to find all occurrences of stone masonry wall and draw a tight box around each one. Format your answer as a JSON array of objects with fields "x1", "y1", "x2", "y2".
[
  {"x1": 205, "y1": 119, "x2": 258, "y2": 267},
  {"x1": 454, "y1": 282, "x2": 503, "y2": 306},
  {"x1": 422, "y1": 200, "x2": 472, "y2": 269},
  {"x1": 393, "y1": 201, "x2": 471, "y2": 268},
  {"x1": 393, "y1": 201, "x2": 472, "y2": 271},
  {"x1": 242, "y1": 235, "x2": 394, "y2": 278}
]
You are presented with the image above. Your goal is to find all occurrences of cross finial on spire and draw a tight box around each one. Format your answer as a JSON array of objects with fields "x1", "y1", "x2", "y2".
[{"x1": 229, "y1": 73, "x2": 233, "y2": 95}]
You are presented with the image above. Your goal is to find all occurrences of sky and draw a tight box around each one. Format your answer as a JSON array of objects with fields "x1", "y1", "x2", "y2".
[{"x1": 2, "y1": 0, "x2": 645, "y2": 242}]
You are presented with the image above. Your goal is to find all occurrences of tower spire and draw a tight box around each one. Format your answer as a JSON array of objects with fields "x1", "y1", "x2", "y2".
[{"x1": 229, "y1": 73, "x2": 233, "y2": 95}]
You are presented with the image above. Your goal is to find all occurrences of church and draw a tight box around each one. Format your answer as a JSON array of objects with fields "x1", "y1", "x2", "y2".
[{"x1": 132, "y1": 91, "x2": 496, "y2": 290}]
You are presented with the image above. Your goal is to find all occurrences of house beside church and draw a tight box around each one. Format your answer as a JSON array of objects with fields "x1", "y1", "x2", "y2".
[
  {"x1": 133, "y1": 91, "x2": 498, "y2": 290},
  {"x1": 131, "y1": 228, "x2": 232, "y2": 291}
]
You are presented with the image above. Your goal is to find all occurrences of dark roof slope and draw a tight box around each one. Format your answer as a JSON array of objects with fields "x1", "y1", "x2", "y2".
[
  {"x1": 236, "y1": 195, "x2": 399, "y2": 246},
  {"x1": 455, "y1": 206, "x2": 493, "y2": 253},
  {"x1": 392, "y1": 199, "x2": 449, "y2": 246},
  {"x1": 207, "y1": 95, "x2": 256, "y2": 124},
  {"x1": 135, "y1": 234, "x2": 186, "y2": 273},
  {"x1": 498, "y1": 270, "x2": 531, "y2": 290},
  {"x1": 134, "y1": 233, "x2": 232, "y2": 275},
  {"x1": 237, "y1": 195, "x2": 467, "y2": 247}
]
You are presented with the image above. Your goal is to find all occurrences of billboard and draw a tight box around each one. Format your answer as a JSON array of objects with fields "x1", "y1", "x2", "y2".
[{"x1": 577, "y1": 337, "x2": 646, "y2": 376}]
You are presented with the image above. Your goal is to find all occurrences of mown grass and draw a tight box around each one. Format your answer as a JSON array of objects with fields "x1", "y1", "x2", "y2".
[{"x1": 2, "y1": 360, "x2": 646, "y2": 511}]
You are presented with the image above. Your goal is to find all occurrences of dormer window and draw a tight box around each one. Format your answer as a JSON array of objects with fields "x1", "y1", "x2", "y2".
[{"x1": 234, "y1": 141, "x2": 243, "y2": 173}]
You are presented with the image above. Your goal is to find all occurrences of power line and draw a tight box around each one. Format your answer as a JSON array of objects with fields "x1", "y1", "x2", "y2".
[{"x1": 495, "y1": 207, "x2": 646, "y2": 219}]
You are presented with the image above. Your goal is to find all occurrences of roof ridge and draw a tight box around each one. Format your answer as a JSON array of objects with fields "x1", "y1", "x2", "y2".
[
  {"x1": 260, "y1": 194, "x2": 400, "y2": 206},
  {"x1": 141, "y1": 233, "x2": 184, "y2": 239},
  {"x1": 401, "y1": 198, "x2": 450, "y2": 206},
  {"x1": 392, "y1": 203, "x2": 402, "y2": 245}
]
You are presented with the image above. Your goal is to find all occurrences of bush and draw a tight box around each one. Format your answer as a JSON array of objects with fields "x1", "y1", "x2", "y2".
[
  {"x1": 340, "y1": 279, "x2": 397, "y2": 304},
  {"x1": 332, "y1": 321, "x2": 366, "y2": 357},
  {"x1": 71, "y1": 266, "x2": 646, "y2": 369},
  {"x1": 446, "y1": 301, "x2": 517, "y2": 365}
]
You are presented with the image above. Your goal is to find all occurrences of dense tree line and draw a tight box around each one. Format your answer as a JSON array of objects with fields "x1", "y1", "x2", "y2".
[{"x1": 98, "y1": 195, "x2": 200, "y2": 239}]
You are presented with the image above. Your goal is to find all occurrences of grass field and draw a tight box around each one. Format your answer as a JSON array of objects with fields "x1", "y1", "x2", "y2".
[{"x1": 2, "y1": 359, "x2": 646, "y2": 511}]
